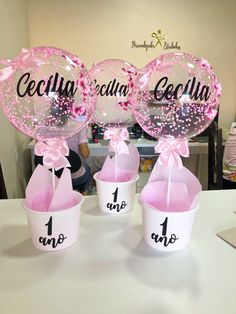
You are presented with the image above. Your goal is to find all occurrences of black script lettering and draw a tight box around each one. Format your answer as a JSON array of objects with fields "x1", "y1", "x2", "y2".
[
  {"x1": 154, "y1": 76, "x2": 168, "y2": 100},
  {"x1": 191, "y1": 80, "x2": 201, "y2": 100},
  {"x1": 100, "y1": 84, "x2": 107, "y2": 96},
  {"x1": 173, "y1": 83, "x2": 184, "y2": 99},
  {"x1": 63, "y1": 80, "x2": 77, "y2": 97},
  {"x1": 44, "y1": 74, "x2": 54, "y2": 95},
  {"x1": 16, "y1": 72, "x2": 30, "y2": 97},
  {"x1": 154, "y1": 76, "x2": 211, "y2": 102},
  {"x1": 16, "y1": 72, "x2": 78, "y2": 98},
  {"x1": 27, "y1": 80, "x2": 36, "y2": 96},
  {"x1": 197, "y1": 85, "x2": 211, "y2": 101},
  {"x1": 35, "y1": 80, "x2": 46, "y2": 96},
  {"x1": 112, "y1": 187, "x2": 118, "y2": 203},
  {"x1": 118, "y1": 84, "x2": 129, "y2": 97},
  {"x1": 151, "y1": 233, "x2": 179, "y2": 247},
  {"x1": 51, "y1": 72, "x2": 59, "y2": 92},
  {"x1": 94, "y1": 78, "x2": 129, "y2": 97},
  {"x1": 109, "y1": 79, "x2": 117, "y2": 96},
  {"x1": 182, "y1": 79, "x2": 191, "y2": 95},
  {"x1": 165, "y1": 83, "x2": 174, "y2": 100},
  {"x1": 151, "y1": 217, "x2": 179, "y2": 247},
  {"x1": 55, "y1": 75, "x2": 65, "y2": 95},
  {"x1": 39, "y1": 233, "x2": 67, "y2": 249},
  {"x1": 45, "y1": 216, "x2": 53, "y2": 236},
  {"x1": 106, "y1": 201, "x2": 128, "y2": 212}
]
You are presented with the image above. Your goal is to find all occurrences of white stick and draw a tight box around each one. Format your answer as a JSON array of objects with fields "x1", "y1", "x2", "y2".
[
  {"x1": 167, "y1": 167, "x2": 171, "y2": 209},
  {"x1": 52, "y1": 168, "x2": 56, "y2": 191},
  {"x1": 115, "y1": 144, "x2": 118, "y2": 182}
]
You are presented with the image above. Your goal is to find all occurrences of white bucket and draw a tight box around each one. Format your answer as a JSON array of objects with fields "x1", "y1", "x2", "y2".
[
  {"x1": 141, "y1": 199, "x2": 199, "y2": 252},
  {"x1": 94, "y1": 172, "x2": 139, "y2": 214},
  {"x1": 23, "y1": 191, "x2": 84, "y2": 251}
]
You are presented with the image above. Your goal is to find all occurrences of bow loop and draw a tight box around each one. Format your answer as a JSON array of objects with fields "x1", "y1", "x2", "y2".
[
  {"x1": 104, "y1": 128, "x2": 129, "y2": 155},
  {"x1": 155, "y1": 138, "x2": 189, "y2": 168},
  {"x1": 34, "y1": 140, "x2": 70, "y2": 171},
  {"x1": 0, "y1": 48, "x2": 42, "y2": 81}
]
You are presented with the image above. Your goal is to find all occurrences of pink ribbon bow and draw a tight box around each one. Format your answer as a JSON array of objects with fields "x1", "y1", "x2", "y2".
[
  {"x1": 137, "y1": 59, "x2": 172, "y2": 89},
  {"x1": 0, "y1": 48, "x2": 42, "y2": 81},
  {"x1": 72, "y1": 104, "x2": 86, "y2": 119},
  {"x1": 104, "y1": 128, "x2": 129, "y2": 155},
  {"x1": 155, "y1": 138, "x2": 189, "y2": 168},
  {"x1": 34, "y1": 140, "x2": 70, "y2": 171}
]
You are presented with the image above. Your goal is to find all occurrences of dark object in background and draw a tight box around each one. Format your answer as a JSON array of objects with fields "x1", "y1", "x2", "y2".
[
  {"x1": 208, "y1": 121, "x2": 223, "y2": 190},
  {"x1": 0, "y1": 163, "x2": 7, "y2": 199},
  {"x1": 223, "y1": 179, "x2": 236, "y2": 189},
  {"x1": 128, "y1": 123, "x2": 142, "y2": 139},
  {"x1": 142, "y1": 131, "x2": 157, "y2": 141},
  {"x1": 192, "y1": 112, "x2": 219, "y2": 141},
  {"x1": 91, "y1": 123, "x2": 143, "y2": 141},
  {"x1": 91, "y1": 123, "x2": 99, "y2": 143},
  {"x1": 34, "y1": 149, "x2": 82, "y2": 178}
]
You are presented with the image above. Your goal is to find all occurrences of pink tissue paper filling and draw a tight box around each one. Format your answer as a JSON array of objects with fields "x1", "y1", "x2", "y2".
[
  {"x1": 140, "y1": 161, "x2": 202, "y2": 212},
  {"x1": 98, "y1": 143, "x2": 140, "y2": 182},
  {"x1": 25, "y1": 165, "x2": 81, "y2": 212}
]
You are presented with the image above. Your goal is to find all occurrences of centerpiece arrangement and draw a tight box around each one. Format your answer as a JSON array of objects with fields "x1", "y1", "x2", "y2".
[
  {"x1": 131, "y1": 52, "x2": 221, "y2": 251},
  {"x1": 0, "y1": 47, "x2": 95, "y2": 251},
  {"x1": 0, "y1": 48, "x2": 221, "y2": 252},
  {"x1": 90, "y1": 59, "x2": 140, "y2": 214}
]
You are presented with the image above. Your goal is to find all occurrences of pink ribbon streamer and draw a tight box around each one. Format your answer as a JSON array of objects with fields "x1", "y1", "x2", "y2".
[
  {"x1": 118, "y1": 66, "x2": 137, "y2": 111},
  {"x1": 0, "y1": 48, "x2": 42, "y2": 81},
  {"x1": 206, "y1": 105, "x2": 217, "y2": 120},
  {"x1": 104, "y1": 128, "x2": 129, "y2": 155},
  {"x1": 214, "y1": 81, "x2": 222, "y2": 97},
  {"x1": 155, "y1": 138, "x2": 189, "y2": 168},
  {"x1": 62, "y1": 54, "x2": 84, "y2": 69},
  {"x1": 34, "y1": 140, "x2": 70, "y2": 171},
  {"x1": 73, "y1": 73, "x2": 92, "y2": 120},
  {"x1": 200, "y1": 58, "x2": 212, "y2": 71}
]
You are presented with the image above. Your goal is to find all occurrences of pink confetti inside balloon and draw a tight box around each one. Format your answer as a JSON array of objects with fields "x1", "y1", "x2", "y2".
[
  {"x1": 132, "y1": 52, "x2": 221, "y2": 139},
  {"x1": 0, "y1": 47, "x2": 95, "y2": 141},
  {"x1": 89, "y1": 59, "x2": 138, "y2": 128}
]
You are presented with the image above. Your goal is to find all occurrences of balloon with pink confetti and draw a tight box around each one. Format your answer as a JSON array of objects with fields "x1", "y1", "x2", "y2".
[
  {"x1": 132, "y1": 52, "x2": 221, "y2": 139},
  {"x1": 89, "y1": 59, "x2": 138, "y2": 129},
  {"x1": 0, "y1": 46, "x2": 95, "y2": 141}
]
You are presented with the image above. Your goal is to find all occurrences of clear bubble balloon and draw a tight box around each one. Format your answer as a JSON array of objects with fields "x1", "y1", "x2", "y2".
[
  {"x1": 132, "y1": 52, "x2": 221, "y2": 139},
  {"x1": 0, "y1": 46, "x2": 95, "y2": 141},
  {"x1": 89, "y1": 59, "x2": 138, "y2": 128}
]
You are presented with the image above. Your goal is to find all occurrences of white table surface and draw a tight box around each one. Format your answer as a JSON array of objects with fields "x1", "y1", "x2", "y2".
[{"x1": 0, "y1": 190, "x2": 236, "y2": 314}]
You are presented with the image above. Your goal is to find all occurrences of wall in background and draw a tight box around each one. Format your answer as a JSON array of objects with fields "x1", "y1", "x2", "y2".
[
  {"x1": 0, "y1": 0, "x2": 235, "y2": 197},
  {"x1": 27, "y1": 0, "x2": 236, "y2": 131},
  {"x1": 0, "y1": 0, "x2": 30, "y2": 198}
]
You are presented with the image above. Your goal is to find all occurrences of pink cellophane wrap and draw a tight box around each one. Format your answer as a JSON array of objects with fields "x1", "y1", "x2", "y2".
[
  {"x1": 140, "y1": 161, "x2": 202, "y2": 212},
  {"x1": 98, "y1": 143, "x2": 139, "y2": 182},
  {"x1": 25, "y1": 165, "x2": 77, "y2": 212}
]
